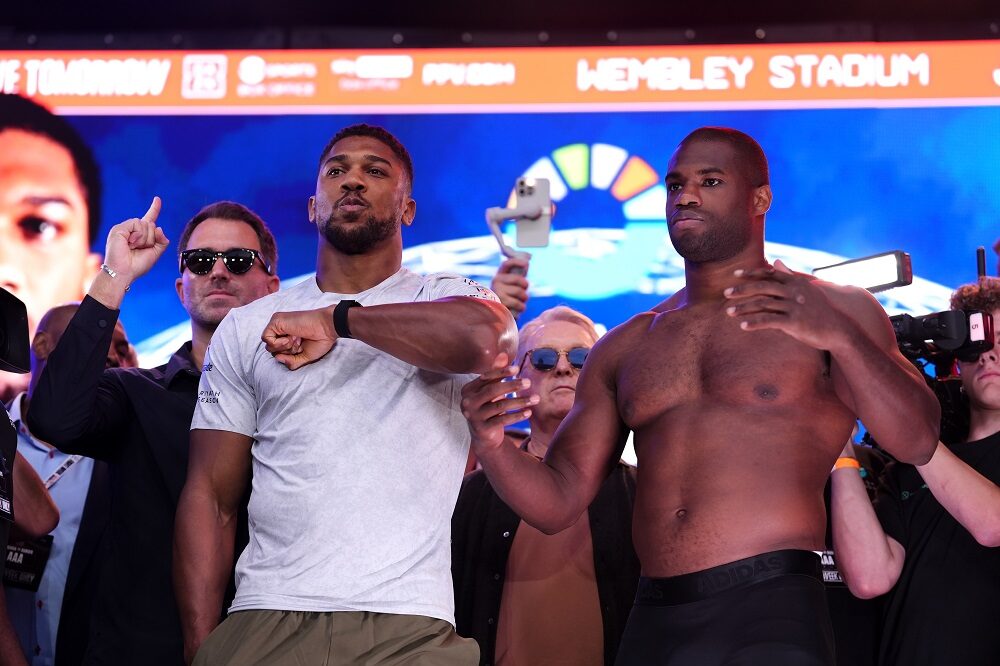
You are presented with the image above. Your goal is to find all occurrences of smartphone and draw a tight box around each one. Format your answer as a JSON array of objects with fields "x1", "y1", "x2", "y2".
[{"x1": 514, "y1": 177, "x2": 551, "y2": 248}]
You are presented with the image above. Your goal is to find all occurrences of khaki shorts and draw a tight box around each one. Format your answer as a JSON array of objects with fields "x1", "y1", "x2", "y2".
[{"x1": 193, "y1": 610, "x2": 479, "y2": 666}]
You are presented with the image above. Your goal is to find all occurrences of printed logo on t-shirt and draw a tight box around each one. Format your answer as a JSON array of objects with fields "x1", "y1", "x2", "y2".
[
  {"x1": 461, "y1": 278, "x2": 501, "y2": 302},
  {"x1": 199, "y1": 389, "x2": 221, "y2": 404},
  {"x1": 901, "y1": 483, "x2": 929, "y2": 501}
]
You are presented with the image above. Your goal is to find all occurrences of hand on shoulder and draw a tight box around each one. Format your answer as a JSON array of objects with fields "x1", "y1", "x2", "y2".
[{"x1": 723, "y1": 259, "x2": 870, "y2": 351}]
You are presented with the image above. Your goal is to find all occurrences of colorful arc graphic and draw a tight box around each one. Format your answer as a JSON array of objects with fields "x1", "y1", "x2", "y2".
[
  {"x1": 514, "y1": 143, "x2": 667, "y2": 221},
  {"x1": 501, "y1": 143, "x2": 670, "y2": 301}
]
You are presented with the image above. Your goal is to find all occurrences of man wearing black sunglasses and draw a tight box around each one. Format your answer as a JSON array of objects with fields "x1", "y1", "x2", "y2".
[
  {"x1": 177, "y1": 124, "x2": 514, "y2": 665},
  {"x1": 831, "y1": 278, "x2": 1000, "y2": 666},
  {"x1": 454, "y1": 306, "x2": 639, "y2": 665},
  {"x1": 463, "y1": 127, "x2": 940, "y2": 666},
  {"x1": 26, "y1": 198, "x2": 279, "y2": 665}
]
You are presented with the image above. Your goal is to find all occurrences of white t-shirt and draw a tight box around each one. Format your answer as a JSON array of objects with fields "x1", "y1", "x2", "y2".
[{"x1": 190, "y1": 268, "x2": 500, "y2": 625}]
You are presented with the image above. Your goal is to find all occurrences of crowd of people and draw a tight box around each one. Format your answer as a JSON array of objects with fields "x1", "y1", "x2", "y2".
[{"x1": 1, "y1": 92, "x2": 998, "y2": 665}]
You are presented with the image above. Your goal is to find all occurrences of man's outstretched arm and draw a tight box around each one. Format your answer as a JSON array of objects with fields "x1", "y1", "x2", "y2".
[
  {"x1": 463, "y1": 335, "x2": 628, "y2": 533},
  {"x1": 174, "y1": 429, "x2": 252, "y2": 665},
  {"x1": 263, "y1": 296, "x2": 517, "y2": 375}
]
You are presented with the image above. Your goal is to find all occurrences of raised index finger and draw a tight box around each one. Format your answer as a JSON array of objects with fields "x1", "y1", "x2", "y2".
[{"x1": 142, "y1": 196, "x2": 162, "y2": 225}]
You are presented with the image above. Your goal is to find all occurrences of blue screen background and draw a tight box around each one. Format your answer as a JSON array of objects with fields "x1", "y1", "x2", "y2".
[{"x1": 69, "y1": 107, "x2": 1000, "y2": 345}]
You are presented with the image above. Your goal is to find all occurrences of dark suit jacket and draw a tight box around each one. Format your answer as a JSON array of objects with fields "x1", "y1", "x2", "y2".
[
  {"x1": 27, "y1": 296, "x2": 235, "y2": 665},
  {"x1": 55, "y1": 459, "x2": 109, "y2": 666}
]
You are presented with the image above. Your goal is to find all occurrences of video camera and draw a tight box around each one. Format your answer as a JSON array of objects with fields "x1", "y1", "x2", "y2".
[
  {"x1": 0, "y1": 288, "x2": 30, "y2": 375},
  {"x1": 891, "y1": 309, "x2": 993, "y2": 364},
  {"x1": 889, "y1": 309, "x2": 992, "y2": 444},
  {"x1": 814, "y1": 248, "x2": 995, "y2": 445}
]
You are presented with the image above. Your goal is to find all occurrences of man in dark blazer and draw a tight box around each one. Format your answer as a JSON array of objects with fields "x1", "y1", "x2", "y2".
[
  {"x1": 3, "y1": 302, "x2": 131, "y2": 666},
  {"x1": 27, "y1": 199, "x2": 279, "y2": 664}
]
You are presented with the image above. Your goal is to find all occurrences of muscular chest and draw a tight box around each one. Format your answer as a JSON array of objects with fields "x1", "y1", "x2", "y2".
[{"x1": 617, "y1": 306, "x2": 833, "y2": 429}]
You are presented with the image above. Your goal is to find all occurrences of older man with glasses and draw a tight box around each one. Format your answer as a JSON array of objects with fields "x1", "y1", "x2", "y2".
[
  {"x1": 26, "y1": 199, "x2": 279, "y2": 665},
  {"x1": 454, "y1": 305, "x2": 640, "y2": 666}
]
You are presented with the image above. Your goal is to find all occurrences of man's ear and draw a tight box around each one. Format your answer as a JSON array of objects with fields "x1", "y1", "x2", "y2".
[
  {"x1": 753, "y1": 185, "x2": 772, "y2": 216},
  {"x1": 31, "y1": 331, "x2": 54, "y2": 362},
  {"x1": 308, "y1": 196, "x2": 316, "y2": 224},
  {"x1": 401, "y1": 197, "x2": 416, "y2": 227},
  {"x1": 175, "y1": 277, "x2": 185, "y2": 307}
]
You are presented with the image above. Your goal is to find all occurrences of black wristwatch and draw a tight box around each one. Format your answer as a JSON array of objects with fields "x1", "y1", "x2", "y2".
[{"x1": 333, "y1": 299, "x2": 362, "y2": 339}]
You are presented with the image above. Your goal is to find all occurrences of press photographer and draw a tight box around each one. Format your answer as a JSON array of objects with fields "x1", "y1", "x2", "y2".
[{"x1": 831, "y1": 276, "x2": 1000, "y2": 666}]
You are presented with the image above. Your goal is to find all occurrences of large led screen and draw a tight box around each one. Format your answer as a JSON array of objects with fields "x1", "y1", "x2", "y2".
[{"x1": 1, "y1": 41, "x2": 998, "y2": 364}]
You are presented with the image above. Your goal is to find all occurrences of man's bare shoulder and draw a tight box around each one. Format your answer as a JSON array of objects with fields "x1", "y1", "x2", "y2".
[
  {"x1": 600, "y1": 310, "x2": 658, "y2": 347},
  {"x1": 582, "y1": 311, "x2": 657, "y2": 377},
  {"x1": 813, "y1": 278, "x2": 889, "y2": 328},
  {"x1": 652, "y1": 288, "x2": 686, "y2": 313}
]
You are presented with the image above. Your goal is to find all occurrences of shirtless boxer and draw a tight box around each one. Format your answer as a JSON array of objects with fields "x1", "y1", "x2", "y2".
[{"x1": 460, "y1": 127, "x2": 940, "y2": 665}]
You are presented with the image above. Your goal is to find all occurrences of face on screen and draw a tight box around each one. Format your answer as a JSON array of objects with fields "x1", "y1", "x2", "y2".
[{"x1": 0, "y1": 129, "x2": 100, "y2": 336}]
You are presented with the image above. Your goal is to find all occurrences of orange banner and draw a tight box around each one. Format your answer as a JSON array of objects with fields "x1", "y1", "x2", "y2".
[{"x1": 0, "y1": 41, "x2": 998, "y2": 113}]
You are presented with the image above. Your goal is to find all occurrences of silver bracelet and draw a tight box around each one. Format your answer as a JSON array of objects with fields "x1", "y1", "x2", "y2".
[{"x1": 100, "y1": 263, "x2": 130, "y2": 292}]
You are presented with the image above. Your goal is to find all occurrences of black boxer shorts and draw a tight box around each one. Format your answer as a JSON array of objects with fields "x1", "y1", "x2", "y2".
[{"x1": 615, "y1": 549, "x2": 835, "y2": 666}]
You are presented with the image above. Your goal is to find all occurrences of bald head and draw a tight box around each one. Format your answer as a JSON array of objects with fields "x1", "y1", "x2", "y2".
[
  {"x1": 34, "y1": 303, "x2": 80, "y2": 348},
  {"x1": 678, "y1": 127, "x2": 769, "y2": 188},
  {"x1": 30, "y1": 302, "x2": 136, "y2": 385}
]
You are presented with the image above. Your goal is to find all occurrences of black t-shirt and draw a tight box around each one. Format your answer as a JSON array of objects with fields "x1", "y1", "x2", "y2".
[
  {"x1": 823, "y1": 445, "x2": 888, "y2": 666},
  {"x1": 0, "y1": 408, "x2": 15, "y2": 581},
  {"x1": 875, "y1": 432, "x2": 1000, "y2": 666}
]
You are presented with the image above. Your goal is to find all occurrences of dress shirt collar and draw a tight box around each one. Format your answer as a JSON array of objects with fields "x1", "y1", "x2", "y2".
[{"x1": 164, "y1": 341, "x2": 200, "y2": 387}]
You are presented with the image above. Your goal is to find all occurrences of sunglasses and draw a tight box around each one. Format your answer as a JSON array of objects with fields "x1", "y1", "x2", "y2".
[
  {"x1": 522, "y1": 347, "x2": 589, "y2": 372},
  {"x1": 179, "y1": 248, "x2": 272, "y2": 276}
]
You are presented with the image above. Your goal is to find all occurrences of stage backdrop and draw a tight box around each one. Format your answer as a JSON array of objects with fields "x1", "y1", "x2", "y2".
[{"x1": 2, "y1": 41, "x2": 998, "y2": 361}]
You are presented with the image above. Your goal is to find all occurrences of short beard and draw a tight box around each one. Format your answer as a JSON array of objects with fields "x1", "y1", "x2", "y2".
[
  {"x1": 321, "y1": 213, "x2": 399, "y2": 255},
  {"x1": 670, "y1": 216, "x2": 752, "y2": 264}
]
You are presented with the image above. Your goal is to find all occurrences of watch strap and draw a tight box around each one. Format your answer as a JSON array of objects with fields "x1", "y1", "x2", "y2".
[{"x1": 333, "y1": 299, "x2": 362, "y2": 339}]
